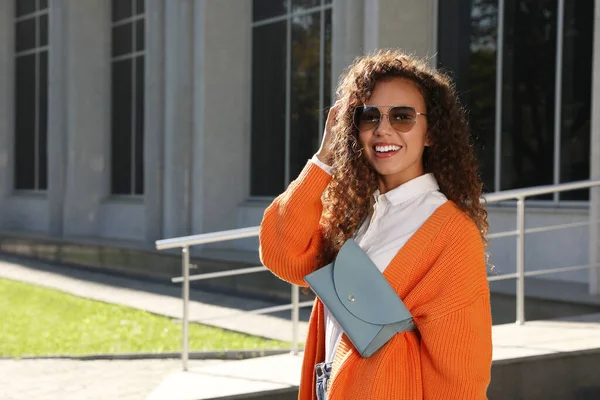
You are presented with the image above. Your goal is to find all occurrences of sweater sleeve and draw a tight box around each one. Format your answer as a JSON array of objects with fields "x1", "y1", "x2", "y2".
[
  {"x1": 258, "y1": 162, "x2": 332, "y2": 287},
  {"x1": 417, "y1": 213, "x2": 493, "y2": 399},
  {"x1": 419, "y1": 294, "x2": 492, "y2": 399}
]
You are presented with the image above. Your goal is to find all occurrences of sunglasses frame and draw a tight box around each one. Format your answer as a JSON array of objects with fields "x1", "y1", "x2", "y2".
[{"x1": 353, "y1": 105, "x2": 427, "y2": 133}]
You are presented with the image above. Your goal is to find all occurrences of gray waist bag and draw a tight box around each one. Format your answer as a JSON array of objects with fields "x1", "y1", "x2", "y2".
[{"x1": 305, "y1": 239, "x2": 415, "y2": 358}]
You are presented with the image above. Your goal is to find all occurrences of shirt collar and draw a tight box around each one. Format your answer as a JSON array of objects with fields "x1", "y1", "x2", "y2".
[{"x1": 373, "y1": 173, "x2": 440, "y2": 206}]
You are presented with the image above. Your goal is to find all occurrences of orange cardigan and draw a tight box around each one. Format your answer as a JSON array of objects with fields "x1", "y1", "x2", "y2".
[{"x1": 259, "y1": 163, "x2": 492, "y2": 400}]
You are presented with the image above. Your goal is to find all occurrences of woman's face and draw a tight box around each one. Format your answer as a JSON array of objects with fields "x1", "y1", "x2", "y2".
[{"x1": 357, "y1": 78, "x2": 429, "y2": 193}]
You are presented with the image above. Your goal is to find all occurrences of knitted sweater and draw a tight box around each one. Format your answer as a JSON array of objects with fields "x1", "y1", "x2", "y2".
[{"x1": 259, "y1": 162, "x2": 493, "y2": 400}]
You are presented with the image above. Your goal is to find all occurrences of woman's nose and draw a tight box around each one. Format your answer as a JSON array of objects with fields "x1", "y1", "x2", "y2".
[{"x1": 374, "y1": 114, "x2": 394, "y2": 135}]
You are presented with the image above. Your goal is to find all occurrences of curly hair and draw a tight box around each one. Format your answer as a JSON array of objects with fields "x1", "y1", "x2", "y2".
[{"x1": 318, "y1": 49, "x2": 488, "y2": 265}]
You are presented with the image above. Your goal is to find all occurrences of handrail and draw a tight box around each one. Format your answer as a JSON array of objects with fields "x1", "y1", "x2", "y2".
[
  {"x1": 484, "y1": 179, "x2": 600, "y2": 202},
  {"x1": 488, "y1": 263, "x2": 600, "y2": 281},
  {"x1": 156, "y1": 179, "x2": 600, "y2": 251},
  {"x1": 171, "y1": 265, "x2": 267, "y2": 283},
  {"x1": 156, "y1": 178, "x2": 600, "y2": 371},
  {"x1": 156, "y1": 226, "x2": 260, "y2": 250}
]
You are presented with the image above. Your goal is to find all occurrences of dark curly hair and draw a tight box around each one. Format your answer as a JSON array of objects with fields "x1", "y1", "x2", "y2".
[{"x1": 319, "y1": 49, "x2": 488, "y2": 265}]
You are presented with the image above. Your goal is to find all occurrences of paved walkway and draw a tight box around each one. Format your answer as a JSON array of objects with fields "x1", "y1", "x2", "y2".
[
  {"x1": 0, "y1": 359, "x2": 228, "y2": 400},
  {"x1": 147, "y1": 353, "x2": 302, "y2": 400},
  {"x1": 147, "y1": 314, "x2": 600, "y2": 400},
  {"x1": 3, "y1": 255, "x2": 600, "y2": 399}
]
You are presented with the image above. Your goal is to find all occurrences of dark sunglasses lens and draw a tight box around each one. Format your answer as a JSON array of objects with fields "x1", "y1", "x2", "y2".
[
  {"x1": 389, "y1": 107, "x2": 417, "y2": 132},
  {"x1": 355, "y1": 106, "x2": 381, "y2": 130}
]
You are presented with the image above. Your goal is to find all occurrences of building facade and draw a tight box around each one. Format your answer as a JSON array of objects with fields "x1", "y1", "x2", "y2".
[{"x1": 0, "y1": 0, "x2": 598, "y2": 292}]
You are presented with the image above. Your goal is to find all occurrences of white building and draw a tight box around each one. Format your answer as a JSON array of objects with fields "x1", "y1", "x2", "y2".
[{"x1": 0, "y1": 0, "x2": 598, "y2": 294}]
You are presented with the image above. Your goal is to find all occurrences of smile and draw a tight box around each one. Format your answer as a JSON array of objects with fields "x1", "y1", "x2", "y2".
[{"x1": 373, "y1": 144, "x2": 402, "y2": 158}]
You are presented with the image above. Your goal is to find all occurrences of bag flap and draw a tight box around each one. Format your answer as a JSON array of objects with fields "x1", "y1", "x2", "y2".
[{"x1": 332, "y1": 239, "x2": 412, "y2": 325}]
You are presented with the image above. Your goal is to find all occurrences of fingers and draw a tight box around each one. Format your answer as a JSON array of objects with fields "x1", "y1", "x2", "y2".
[{"x1": 326, "y1": 101, "x2": 341, "y2": 127}]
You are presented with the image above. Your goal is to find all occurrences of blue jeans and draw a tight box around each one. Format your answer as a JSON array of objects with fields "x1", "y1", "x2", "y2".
[{"x1": 315, "y1": 362, "x2": 333, "y2": 400}]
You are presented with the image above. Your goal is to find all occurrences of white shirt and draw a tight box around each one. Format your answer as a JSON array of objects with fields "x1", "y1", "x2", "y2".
[{"x1": 309, "y1": 155, "x2": 447, "y2": 363}]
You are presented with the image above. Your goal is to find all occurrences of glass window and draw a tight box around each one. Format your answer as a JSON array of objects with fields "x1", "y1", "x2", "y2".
[
  {"x1": 135, "y1": 20, "x2": 144, "y2": 51},
  {"x1": 39, "y1": 51, "x2": 48, "y2": 190},
  {"x1": 253, "y1": 0, "x2": 288, "y2": 22},
  {"x1": 15, "y1": 54, "x2": 36, "y2": 190},
  {"x1": 323, "y1": 9, "x2": 332, "y2": 133},
  {"x1": 135, "y1": 56, "x2": 145, "y2": 194},
  {"x1": 250, "y1": 22, "x2": 287, "y2": 196},
  {"x1": 438, "y1": 0, "x2": 498, "y2": 193},
  {"x1": 136, "y1": 0, "x2": 145, "y2": 15},
  {"x1": 438, "y1": 0, "x2": 593, "y2": 201},
  {"x1": 292, "y1": 0, "x2": 321, "y2": 12},
  {"x1": 39, "y1": 14, "x2": 48, "y2": 46},
  {"x1": 290, "y1": 13, "x2": 321, "y2": 183},
  {"x1": 14, "y1": 0, "x2": 49, "y2": 191},
  {"x1": 501, "y1": 0, "x2": 557, "y2": 197},
  {"x1": 15, "y1": 19, "x2": 36, "y2": 52},
  {"x1": 110, "y1": 0, "x2": 145, "y2": 195},
  {"x1": 16, "y1": 0, "x2": 35, "y2": 17},
  {"x1": 112, "y1": 24, "x2": 133, "y2": 57},
  {"x1": 250, "y1": 0, "x2": 333, "y2": 196},
  {"x1": 560, "y1": 0, "x2": 594, "y2": 200},
  {"x1": 112, "y1": 0, "x2": 133, "y2": 22},
  {"x1": 37, "y1": 51, "x2": 48, "y2": 189},
  {"x1": 111, "y1": 59, "x2": 133, "y2": 195}
]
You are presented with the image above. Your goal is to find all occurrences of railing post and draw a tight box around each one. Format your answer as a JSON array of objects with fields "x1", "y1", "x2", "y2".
[
  {"x1": 590, "y1": 186, "x2": 600, "y2": 295},
  {"x1": 182, "y1": 246, "x2": 190, "y2": 371},
  {"x1": 291, "y1": 284, "x2": 299, "y2": 355},
  {"x1": 516, "y1": 197, "x2": 526, "y2": 325}
]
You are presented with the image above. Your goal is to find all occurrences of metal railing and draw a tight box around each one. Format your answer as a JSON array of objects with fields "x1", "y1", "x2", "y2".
[
  {"x1": 156, "y1": 179, "x2": 600, "y2": 371},
  {"x1": 484, "y1": 180, "x2": 600, "y2": 324},
  {"x1": 155, "y1": 227, "x2": 314, "y2": 371}
]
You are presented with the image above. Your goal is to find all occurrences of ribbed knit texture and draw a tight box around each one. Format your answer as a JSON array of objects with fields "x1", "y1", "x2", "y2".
[{"x1": 259, "y1": 162, "x2": 493, "y2": 400}]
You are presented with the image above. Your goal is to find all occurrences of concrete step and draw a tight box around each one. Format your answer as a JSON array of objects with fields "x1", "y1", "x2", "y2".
[
  {"x1": 146, "y1": 353, "x2": 302, "y2": 400},
  {"x1": 146, "y1": 313, "x2": 600, "y2": 400}
]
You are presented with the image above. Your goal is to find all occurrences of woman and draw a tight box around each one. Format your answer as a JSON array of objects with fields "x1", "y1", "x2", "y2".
[{"x1": 259, "y1": 50, "x2": 492, "y2": 400}]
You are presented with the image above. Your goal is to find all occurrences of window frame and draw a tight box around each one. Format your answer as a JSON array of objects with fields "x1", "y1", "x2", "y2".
[
  {"x1": 494, "y1": 0, "x2": 590, "y2": 204},
  {"x1": 250, "y1": 0, "x2": 333, "y2": 198},
  {"x1": 438, "y1": 0, "x2": 593, "y2": 206},
  {"x1": 110, "y1": 0, "x2": 145, "y2": 196},
  {"x1": 13, "y1": 0, "x2": 49, "y2": 192}
]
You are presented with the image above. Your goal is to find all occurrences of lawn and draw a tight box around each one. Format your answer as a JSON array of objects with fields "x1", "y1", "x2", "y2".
[{"x1": 0, "y1": 278, "x2": 289, "y2": 357}]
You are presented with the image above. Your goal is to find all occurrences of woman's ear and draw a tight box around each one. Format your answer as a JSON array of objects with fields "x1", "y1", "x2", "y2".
[{"x1": 424, "y1": 133, "x2": 432, "y2": 147}]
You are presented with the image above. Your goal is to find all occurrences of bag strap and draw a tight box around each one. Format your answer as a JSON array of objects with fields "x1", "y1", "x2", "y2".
[{"x1": 353, "y1": 213, "x2": 370, "y2": 239}]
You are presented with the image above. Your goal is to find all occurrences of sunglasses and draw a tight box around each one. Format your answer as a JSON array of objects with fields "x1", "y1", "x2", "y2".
[{"x1": 353, "y1": 106, "x2": 427, "y2": 132}]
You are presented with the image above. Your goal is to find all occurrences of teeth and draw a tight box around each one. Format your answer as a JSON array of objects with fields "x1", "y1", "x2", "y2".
[{"x1": 375, "y1": 145, "x2": 401, "y2": 153}]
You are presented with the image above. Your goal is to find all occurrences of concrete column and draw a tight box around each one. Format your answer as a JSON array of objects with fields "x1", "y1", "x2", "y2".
[
  {"x1": 61, "y1": 0, "x2": 111, "y2": 236},
  {"x1": 194, "y1": 0, "x2": 252, "y2": 236},
  {"x1": 190, "y1": 1, "x2": 206, "y2": 237},
  {"x1": 590, "y1": 0, "x2": 600, "y2": 295},
  {"x1": 364, "y1": 0, "x2": 437, "y2": 61},
  {"x1": 47, "y1": 0, "x2": 68, "y2": 236},
  {"x1": 332, "y1": 0, "x2": 364, "y2": 85},
  {"x1": 144, "y1": 0, "x2": 165, "y2": 243},
  {"x1": 0, "y1": 0, "x2": 14, "y2": 223},
  {"x1": 162, "y1": 0, "x2": 194, "y2": 239},
  {"x1": 363, "y1": 0, "x2": 378, "y2": 53}
]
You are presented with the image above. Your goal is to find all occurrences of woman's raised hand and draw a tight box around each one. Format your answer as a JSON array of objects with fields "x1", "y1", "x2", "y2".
[{"x1": 315, "y1": 102, "x2": 341, "y2": 165}]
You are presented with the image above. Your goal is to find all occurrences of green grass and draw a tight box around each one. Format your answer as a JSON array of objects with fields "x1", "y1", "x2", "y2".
[{"x1": 0, "y1": 278, "x2": 289, "y2": 357}]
